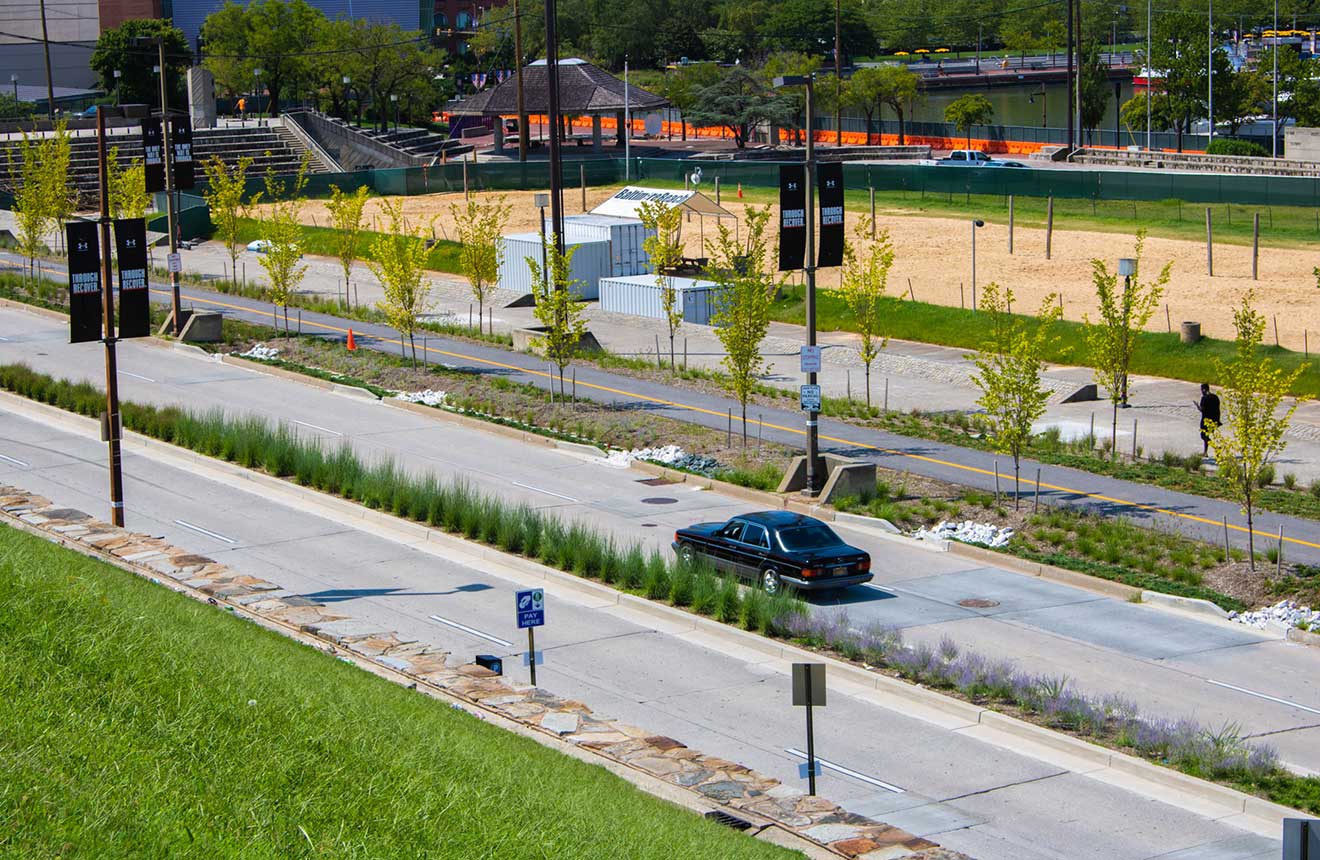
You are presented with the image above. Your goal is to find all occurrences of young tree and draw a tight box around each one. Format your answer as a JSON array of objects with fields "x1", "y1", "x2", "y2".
[
  {"x1": 876, "y1": 65, "x2": 921, "y2": 146},
  {"x1": 971, "y1": 283, "x2": 1062, "y2": 509},
  {"x1": 325, "y1": 184, "x2": 370, "y2": 308},
  {"x1": 368, "y1": 199, "x2": 433, "y2": 365},
  {"x1": 256, "y1": 159, "x2": 310, "y2": 335},
  {"x1": 450, "y1": 194, "x2": 511, "y2": 335},
  {"x1": 1078, "y1": 41, "x2": 1111, "y2": 145},
  {"x1": 686, "y1": 67, "x2": 793, "y2": 149},
  {"x1": 202, "y1": 154, "x2": 254, "y2": 283},
  {"x1": 527, "y1": 236, "x2": 588, "y2": 395},
  {"x1": 1208, "y1": 291, "x2": 1307, "y2": 569},
  {"x1": 637, "y1": 199, "x2": 685, "y2": 370},
  {"x1": 837, "y1": 218, "x2": 895, "y2": 407},
  {"x1": 708, "y1": 205, "x2": 774, "y2": 443},
  {"x1": 47, "y1": 122, "x2": 73, "y2": 253},
  {"x1": 9, "y1": 131, "x2": 56, "y2": 277},
  {"x1": 106, "y1": 147, "x2": 150, "y2": 221},
  {"x1": 1085, "y1": 230, "x2": 1171, "y2": 459},
  {"x1": 944, "y1": 94, "x2": 994, "y2": 149}
]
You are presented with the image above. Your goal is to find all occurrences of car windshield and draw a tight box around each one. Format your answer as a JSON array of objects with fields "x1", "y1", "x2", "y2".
[{"x1": 778, "y1": 524, "x2": 844, "y2": 551}]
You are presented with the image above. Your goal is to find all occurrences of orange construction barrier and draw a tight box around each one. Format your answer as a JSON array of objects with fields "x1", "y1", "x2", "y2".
[{"x1": 346, "y1": 328, "x2": 357, "y2": 351}]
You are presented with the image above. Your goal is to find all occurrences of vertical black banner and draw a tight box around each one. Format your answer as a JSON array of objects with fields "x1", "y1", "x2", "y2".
[
  {"x1": 778, "y1": 165, "x2": 806, "y2": 271},
  {"x1": 142, "y1": 117, "x2": 165, "y2": 193},
  {"x1": 67, "y1": 221, "x2": 103, "y2": 344},
  {"x1": 170, "y1": 115, "x2": 194, "y2": 190},
  {"x1": 114, "y1": 218, "x2": 150, "y2": 338},
  {"x1": 817, "y1": 162, "x2": 845, "y2": 269}
]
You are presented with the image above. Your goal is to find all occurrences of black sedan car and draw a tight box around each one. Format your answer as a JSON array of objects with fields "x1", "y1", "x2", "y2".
[{"x1": 672, "y1": 511, "x2": 872, "y2": 595}]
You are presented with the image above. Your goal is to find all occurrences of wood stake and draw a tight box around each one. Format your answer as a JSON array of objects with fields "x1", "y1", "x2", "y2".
[
  {"x1": 884, "y1": 378, "x2": 889, "y2": 412},
  {"x1": 1008, "y1": 194, "x2": 1014, "y2": 254},
  {"x1": 1252, "y1": 212, "x2": 1260, "y2": 280},
  {"x1": 1277, "y1": 525, "x2": 1284, "y2": 576},
  {"x1": 1045, "y1": 197, "x2": 1054, "y2": 259},
  {"x1": 1274, "y1": 315, "x2": 1279, "y2": 347},
  {"x1": 907, "y1": 278, "x2": 915, "y2": 301},
  {"x1": 1223, "y1": 516, "x2": 1231, "y2": 560},
  {"x1": 1165, "y1": 303, "x2": 1171, "y2": 333},
  {"x1": 1034, "y1": 468, "x2": 1041, "y2": 513},
  {"x1": 1132, "y1": 419, "x2": 1138, "y2": 460},
  {"x1": 869, "y1": 186, "x2": 876, "y2": 237},
  {"x1": 1205, "y1": 207, "x2": 1213, "y2": 276},
  {"x1": 994, "y1": 460, "x2": 1001, "y2": 502},
  {"x1": 727, "y1": 408, "x2": 732, "y2": 447}
]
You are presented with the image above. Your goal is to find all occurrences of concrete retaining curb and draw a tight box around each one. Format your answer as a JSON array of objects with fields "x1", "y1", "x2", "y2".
[
  {"x1": 0, "y1": 295, "x2": 67, "y2": 321},
  {"x1": 0, "y1": 386, "x2": 1306, "y2": 838},
  {"x1": 1286, "y1": 625, "x2": 1320, "y2": 648},
  {"x1": 947, "y1": 540, "x2": 1142, "y2": 601}
]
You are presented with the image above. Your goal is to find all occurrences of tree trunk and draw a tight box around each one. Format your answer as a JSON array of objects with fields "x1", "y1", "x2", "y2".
[
  {"x1": 865, "y1": 363, "x2": 872, "y2": 408},
  {"x1": 283, "y1": 306, "x2": 289, "y2": 337},
  {"x1": 669, "y1": 333, "x2": 675, "y2": 371},
  {"x1": 1111, "y1": 399, "x2": 1118, "y2": 461},
  {"x1": 1246, "y1": 494, "x2": 1255, "y2": 570},
  {"x1": 741, "y1": 401, "x2": 748, "y2": 446},
  {"x1": 1013, "y1": 456, "x2": 1021, "y2": 510},
  {"x1": 479, "y1": 298, "x2": 484, "y2": 334},
  {"x1": 681, "y1": 120, "x2": 687, "y2": 142},
  {"x1": 897, "y1": 108, "x2": 906, "y2": 146},
  {"x1": 410, "y1": 333, "x2": 417, "y2": 367}
]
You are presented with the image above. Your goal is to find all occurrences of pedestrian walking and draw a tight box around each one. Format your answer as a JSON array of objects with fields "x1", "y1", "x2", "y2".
[
  {"x1": 1195, "y1": 382, "x2": 1221, "y2": 456},
  {"x1": 236, "y1": 97, "x2": 246, "y2": 122}
]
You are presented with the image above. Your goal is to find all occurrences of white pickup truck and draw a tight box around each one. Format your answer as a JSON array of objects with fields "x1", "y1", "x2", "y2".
[{"x1": 932, "y1": 150, "x2": 1027, "y2": 167}]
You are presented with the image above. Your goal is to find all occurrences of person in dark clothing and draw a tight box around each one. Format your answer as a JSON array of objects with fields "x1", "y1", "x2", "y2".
[{"x1": 1196, "y1": 383, "x2": 1221, "y2": 456}]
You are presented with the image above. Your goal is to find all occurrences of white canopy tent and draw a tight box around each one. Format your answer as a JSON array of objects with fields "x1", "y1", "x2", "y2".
[{"x1": 591, "y1": 186, "x2": 736, "y2": 220}]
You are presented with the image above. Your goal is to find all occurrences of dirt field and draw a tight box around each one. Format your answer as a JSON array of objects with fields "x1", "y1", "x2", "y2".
[{"x1": 255, "y1": 187, "x2": 1320, "y2": 348}]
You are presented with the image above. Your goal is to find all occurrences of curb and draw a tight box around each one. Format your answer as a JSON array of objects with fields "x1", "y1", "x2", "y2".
[
  {"x1": 947, "y1": 540, "x2": 1142, "y2": 601},
  {"x1": 0, "y1": 387, "x2": 1306, "y2": 837},
  {"x1": 1139, "y1": 591, "x2": 1230, "y2": 620},
  {"x1": 0, "y1": 295, "x2": 66, "y2": 321},
  {"x1": 1286, "y1": 626, "x2": 1320, "y2": 648}
]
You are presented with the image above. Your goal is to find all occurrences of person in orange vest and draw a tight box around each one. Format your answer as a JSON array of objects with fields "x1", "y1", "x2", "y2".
[{"x1": 236, "y1": 97, "x2": 246, "y2": 121}]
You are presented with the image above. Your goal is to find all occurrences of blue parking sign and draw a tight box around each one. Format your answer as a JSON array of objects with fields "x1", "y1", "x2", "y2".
[{"x1": 516, "y1": 588, "x2": 544, "y2": 629}]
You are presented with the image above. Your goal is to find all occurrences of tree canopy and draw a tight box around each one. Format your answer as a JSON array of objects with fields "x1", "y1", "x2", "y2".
[{"x1": 91, "y1": 19, "x2": 189, "y2": 107}]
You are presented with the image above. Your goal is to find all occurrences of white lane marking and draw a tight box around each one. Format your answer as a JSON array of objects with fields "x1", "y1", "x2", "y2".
[
  {"x1": 173, "y1": 519, "x2": 237, "y2": 544},
  {"x1": 784, "y1": 748, "x2": 905, "y2": 793},
  {"x1": 1207, "y1": 680, "x2": 1320, "y2": 716},
  {"x1": 292, "y1": 419, "x2": 343, "y2": 437},
  {"x1": 0, "y1": 335, "x2": 10, "y2": 341},
  {"x1": 511, "y1": 481, "x2": 579, "y2": 503},
  {"x1": 429, "y1": 614, "x2": 513, "y2": 647},
  {"x1": 120, "y1": 371, "x2": 156, "y2": 382},
  {"x1": 0, "y1": 453, "x2": 29, "y2": 467}
]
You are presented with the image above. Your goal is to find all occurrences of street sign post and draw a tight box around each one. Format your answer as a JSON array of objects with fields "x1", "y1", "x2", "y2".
[
  {"x1": 1284, "y1": 818, "x2": 1318, "y2": 860},
  {"x1": 516, "y1": 588, "x2": 544, "y2": 685},
  {"x1": 799, "y1": 384, "x2": 821, "y2": 412},
  {"x1": 792, "y1": 663, "x2": 826, "y2": 795},
  {"x1": 800, "y1": 345, "x2": 822, "y2": 374}
]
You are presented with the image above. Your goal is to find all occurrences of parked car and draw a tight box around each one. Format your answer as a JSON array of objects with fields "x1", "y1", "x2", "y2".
[
  {"x1": 672, "y1": 511, "x2": 872, "y2": 595},
  {"x1": 936, "y1": 149, "x2": 1027, "y2": 168}
]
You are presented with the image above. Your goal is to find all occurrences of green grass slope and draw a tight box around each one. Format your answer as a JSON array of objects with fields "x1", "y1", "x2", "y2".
[{"x1": 0, "y1": 524, "x2": 795, "y2": 860}]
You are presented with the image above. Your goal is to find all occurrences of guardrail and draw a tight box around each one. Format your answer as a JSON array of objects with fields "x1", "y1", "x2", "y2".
[{"x1": 276, "y1": 112, "x2": 343, "y2": 173}]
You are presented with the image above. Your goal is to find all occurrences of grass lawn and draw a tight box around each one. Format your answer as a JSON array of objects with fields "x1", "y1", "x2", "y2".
[
  {"x1": 232, "y1": 216, "x2": 465, "y2": 274},
  {"x1": 769, "y1": 283, "x2": 1320, "y2": 398},
  {"x1": 0, "y1": 524, "x2": 798, "y2": 859}
]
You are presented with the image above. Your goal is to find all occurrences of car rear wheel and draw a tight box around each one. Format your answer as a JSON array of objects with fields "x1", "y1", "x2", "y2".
[{"x1": 761, "y1": 567, "x2": 783, "y2": 596}]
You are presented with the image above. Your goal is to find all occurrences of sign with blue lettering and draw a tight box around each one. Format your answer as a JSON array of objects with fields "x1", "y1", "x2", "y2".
[
  {"x1": 799, "y1": 384, "x2": 821, "y2": 412},
  {"x1": 516, "y1": 588, "x2": 544, "y2": 629}
]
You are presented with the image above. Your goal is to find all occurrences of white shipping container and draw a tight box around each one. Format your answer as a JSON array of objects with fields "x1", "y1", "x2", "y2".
[
  {"x1": 498, "y1": 233, "x2": 611, "y2": 299},
  {"x1": 598, "y1": 275, "x2": 721, "y2": 327},
  {"x1": 546, "y1": 214, "x2": 655, "y2": 277}
]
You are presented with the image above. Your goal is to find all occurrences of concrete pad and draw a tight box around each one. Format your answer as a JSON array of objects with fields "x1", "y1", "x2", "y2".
[
  {"x1": 995, "y1": 598, "x2": 1266, "y2": 660},
  {"x1": 1147, "y1": 833, "x2": 1282, "y2": 860},
  {"x1": 890, "y1": 566, "x2": 1106, "y2": 616},
  {"x1": 876, "y1": 800, "x2": 987, "y2": 837},
  {"x1": 826, "y1": 586, "x2": 979, "y2": 629}
]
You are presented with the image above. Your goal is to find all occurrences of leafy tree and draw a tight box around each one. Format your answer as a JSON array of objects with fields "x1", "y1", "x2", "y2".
[
  {"x1": 201, "y1": 0, "x2": 324, "y2": 115},
  {"x1": 528, "y1": 236, "x2": 588, "y2": 395},
  {"x1": 837, "y1": 218, "x2": 895, "y2": 408},
  {"x1": 1218, "y1": 67, "x2": 1271, "y2": 136},
  {"x1": 106, "y1": 146, "x2": 150, "y2": 221},
  {"x1": 90, "y1": 19, "x2": 189, "y2": 107},
  {"x1": 943, "y1": 94, "x2": 993, "y2": 149},
  {"x1": 875, "y1": 65, "x2": 920, "y2": 145},
  {"x1": 662, "y1": 63, "x2": 722, "y2": 141},
  {"x1": 351, "y1": 21, "x2": 446, "y2": 132},
  {"x1": 758, "y1": 52, "x2": 821, "y2": 145},
  {"x1": 760, "y1": 0, "x2": 877, "y2": 62},
  {"x1": 369, "y1": 199, "x2": 433, "y2": 365},
  {"x1": 1261, "y1": 47, "x2": 1320, "y2": 131},
  {"x1": 1078, "y1": 41, "x2": 1111, "y2": 144},
  {"x1": 971, "y1": 283, "x2": 1062, "y2": 509},
  {"x1": 325, "y1": 184, "x2": 370, "y2": 307},
  {"x1": 202, "y1": 154, "x2": 254, "y2": 283},
  {"x1": 638, "y1": 200, "x2": 685, "y2": 370},
  {"x1": 686, "y1": 67, "x2": 792, "y2": 149},
  {"x1": 843, "y1": 67, "x2": 886, "y2": 141},
  {"x1": 257, "y1": 158, "x2": 310, "y2": 335},
  {"x1": 1207, "y1": 291, "x2": 1307, "y2": 568},
  {"x1": 1120, "y1": 91, "x2": 1175, "y2": 141},
  {"x1": 707, "y1": 206, "x2": 774, "y2": 442},
  {"x1": 450, "y1": 195, "x2": 511, "y2": 334},
  {"x1": 1085, "y1": 231, "x2": 1171, "y2": 459},
  {"x1": 45, "y1": 122, "x2": 73, "y2": 254},
  {"x1": 10, "y1": 132, "x2": 54, "y2": 277},
  {"x1": 0, "y1": 92, "x2": 34, "y2": 120}
]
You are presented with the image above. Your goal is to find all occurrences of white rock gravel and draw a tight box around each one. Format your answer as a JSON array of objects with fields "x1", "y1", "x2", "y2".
[
  {"x1": 1230, "y1": 599, "x2": 1319, "y2": 631},
  {"x1": 396, "y1": 389, "x2": 449, "y2": 407},
  {"x1": 238, "y1": 344, "x2": 280, "y2": 361},
  {"x1": 603, "y1": 445, "x2": 721, "y2": 475},
  {"x1": 914, "y1": 520, "x2": 1015, "y2": 548}
]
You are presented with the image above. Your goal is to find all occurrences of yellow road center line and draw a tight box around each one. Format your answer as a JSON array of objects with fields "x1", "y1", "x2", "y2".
[{"x1": 145, "y1": 285, "x2": 1320, "y2": 551}]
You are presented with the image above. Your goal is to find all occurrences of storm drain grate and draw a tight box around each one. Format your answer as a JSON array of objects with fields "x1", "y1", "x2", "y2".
[
  {"x1": 703, "y1": 809, "x2": 753, "y2": 830},
  {"x1": 640, "y1": 497, "x2": 679, "y2": 505},
  {"x1": 958, "y1": 598, "x2": 1001, "y2": 608},
  {"x1": 637, "y1": 477, "x2": 675, "y2": 487}
]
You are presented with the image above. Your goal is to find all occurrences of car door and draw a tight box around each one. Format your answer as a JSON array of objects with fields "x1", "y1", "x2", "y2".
[
  {"x1": 708, "y1": 520, "x2": 745, "y2": 574},
  {"x1": 731, "y1": 523, "x2": 771, "y2": 580}
]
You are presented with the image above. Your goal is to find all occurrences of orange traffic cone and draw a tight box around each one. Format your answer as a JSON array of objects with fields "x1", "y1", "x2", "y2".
[
  {"x1": 737, "y1": 183, "x2": 743, "y2": 198},
  {"x1": 346, "y1": 328, "x2": 357, "y2": 351}
]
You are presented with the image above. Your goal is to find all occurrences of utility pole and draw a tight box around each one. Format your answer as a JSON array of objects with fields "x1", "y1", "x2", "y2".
[
  {"x1": 1207, "y1": 0, "x2": 1213, "y2": 142},
  {"x1": 834, "y1": 0, "x2": 842, "y2": 146},
  {"x1": 96, "y1": 106, "x2": 126, "y2": 527},
  {"x1": 157, "y1": 39, "x2": 182, "y2": 335},
  {"x1": 1075, "y1": 0, "x2": 1083, "y2": 146},
  {"x1": 1066, "y1": 0, "x2": 1075, "y2": 149},
  {"x1": 38, "y1": 0, "x2": 55, "y2": 121},
  {"x1": 513, "y1": 0, "x2": 527, "y2": 161},
  {"x1": 804, "y1": 78, "x2": 819, "y2": 496},
  {"x1": 544, "y1": 0, "x2": 565, "y2": 252},
  {"x1": 1147, "y1": 0, "x2": 1153, "y2": 150},
  {"x1": 1273, "y1": 0, "x2": 1279, "y2": 157}
]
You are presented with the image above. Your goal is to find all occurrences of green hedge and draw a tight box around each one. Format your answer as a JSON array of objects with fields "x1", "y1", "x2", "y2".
[{"x1": 1205, "y1": 138, "x2": 1270, "y2": 157}]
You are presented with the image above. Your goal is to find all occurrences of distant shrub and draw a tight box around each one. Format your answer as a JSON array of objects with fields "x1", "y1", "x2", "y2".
[{"x1": 1206, "y1": 138, "x2": 1269, "y2": 157}]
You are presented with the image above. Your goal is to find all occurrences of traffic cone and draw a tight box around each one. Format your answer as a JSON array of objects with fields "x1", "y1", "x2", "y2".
[
  {"x1": 346, "y1": 328, "x2": 357, "y2": 351},
  {"x1": 737, "y1": 183, "x2": 743, "y2": 198}
]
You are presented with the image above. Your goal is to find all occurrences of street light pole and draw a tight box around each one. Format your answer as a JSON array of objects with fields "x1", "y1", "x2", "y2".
[
  {"x1": 804, "y1": 77, "x2": 819, "y2": 496},
  {"x1": 114, "y1": 69, "x2": 122, "y2": 106},
  {"x1": 38, "y1": 0, "x2": 54, "y2": 120},
  {"x1": 157, "y1": 39, "x2": 182, "y2": 336},
  {"x1": 834, "y1": 0, "x2": 842, "y2": 147},
  {"x1": 1066, "y1": 0, "x2": 1074, "y2": 149},
  {"x1": 513, "y1": 0, "x2": 527, "y2": 161},
  {"x1": 1273, "y1": 0, "x2": 1279, "y2": 157},
  {"x1": 1147, "y1": 0, "x2": 1153, "y2": 150},
  {"x1": 1207, "y1": 0, "x2": 1213, "y2": 142},
  {"x1": 544, "y1": 0, "x2": 565, "y2": 252},
  {"x1": 971, "y1": 219, "x2": 985, "y2": 310},
  {"x1": 96, "y1": 105, "x2": 126, "y2": 526}
]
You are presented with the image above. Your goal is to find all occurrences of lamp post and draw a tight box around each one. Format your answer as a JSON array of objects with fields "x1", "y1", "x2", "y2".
[
  {"x1": 1273, "y1": 0, "x2": 1279, "y2": 157},
  {"x1": 774, "y1": 73, "x2": 820, "y2": 496},
  {"x1": 971, "y1": 219, "x2": 985, "y2": 310},
  {"x1": 535, "y1": 192, "x2": 550, "y2": 294},
  {"x1": 113, "y1": 69, "x2": 122, "y2": 106},
  {"x1": 253, "y1": 68, "x2": 261, "y2": 125},
  {"x1": 390, "y1": 93, "x2": 399, "y2": 131},
  {"x1": 1147, "y1": 0, "x2": 1153, "y2": 150},
  {"x1": 133, "y1": 35, "x2": 182, "y2": 335},
  {"x1": 342, "y1": 75, "x2": 351, "y2": 121},
  {"x1": 9, "y1": 74, "x2": 16, "y2": 106},
  {"x1": 1027, "y1": 83, "x2": 1047, "y2": 129},
  {"x1": 544, "y1": 0, "x2": 565, "y2": 252},
  {"x1": 95, "y1": 105, "x2": 127, "y2": 525},
  {"x1": 1118, "y1": 257, "x2": 1136, "y2": 406}
]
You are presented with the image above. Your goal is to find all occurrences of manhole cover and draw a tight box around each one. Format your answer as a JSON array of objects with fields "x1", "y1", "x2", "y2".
[
  {"x1": 641, "y1": 523, "x2": 658, "y2": 528},
  {"x1": 958, "y1": 598, "x2": 1001, "y2": 609},
  {"x1": 640, "y1": 497, "x2": 678, "y2": 505}
]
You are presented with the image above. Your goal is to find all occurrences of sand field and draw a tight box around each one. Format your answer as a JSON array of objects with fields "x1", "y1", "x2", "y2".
[{"x1": 253, "y1": 187, "x2": 1320, "y2": 349}]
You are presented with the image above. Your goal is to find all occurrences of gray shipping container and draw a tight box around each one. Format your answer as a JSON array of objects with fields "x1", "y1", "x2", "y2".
[
  {"x1": 498, "y1": 233, "x2": 611, "y2": 299},
  {"x1": 545, "y1": 213, "x2": 655, "y2": 277},
  {"x1": 597, "y1": 275, "x2": 721, "y2": 327}
]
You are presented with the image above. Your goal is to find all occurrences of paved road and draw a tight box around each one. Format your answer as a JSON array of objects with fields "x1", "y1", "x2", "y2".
[
  {"x1": 9, "y1": 251, "x2": 1320, "y2": 562},
  {"x1": 3, "y1": 304, "x2": 1318, "y2": 780},
  {"x1": 0, "y1": 404, "x2": 1284, "y2": 860}
]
